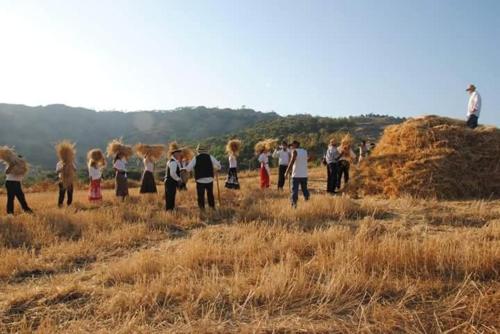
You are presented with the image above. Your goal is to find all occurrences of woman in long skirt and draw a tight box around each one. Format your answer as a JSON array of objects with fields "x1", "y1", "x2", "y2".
[
  {"x1": 113, "y1": 153, "x2": 129, "y2": 200},
  {"x1": 258, "y1": 149, "x2": 270, "y2": 189},
  {"x1": 140, "y1": 155, "x2": 157, "y2": 194},
  {"x1": 225, "y1": 154, "x2": 240, "y2": 189},
  {"x1": 87, "y1": 150, "x2": 105, "y2": 202}
]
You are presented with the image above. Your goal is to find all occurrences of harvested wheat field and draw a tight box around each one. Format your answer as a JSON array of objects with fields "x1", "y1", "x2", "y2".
[
  {"x1": 0, "y1": 168, "x2": 499, "y2": 333},
  {"x1": 356, "y1": 116, "x2": 500, "y2": 199}
]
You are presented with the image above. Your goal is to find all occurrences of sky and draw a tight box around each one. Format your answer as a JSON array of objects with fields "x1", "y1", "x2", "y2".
[{"x1": 0, "y1": 0, "x2": 498, "y2": 125}]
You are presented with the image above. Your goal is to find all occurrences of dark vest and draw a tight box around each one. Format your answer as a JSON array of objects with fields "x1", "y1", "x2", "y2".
[
  {"x1": 166, "y1": 159, "x2": 180, "y2": 184},
  {"x1": 194, "y1": 154, "x2": 214, "y2": 180}
]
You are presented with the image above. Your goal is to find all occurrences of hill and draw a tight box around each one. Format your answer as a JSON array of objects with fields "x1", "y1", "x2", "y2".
[
  {"x1": 0, "y1": 103, "x2": 403, "y2": 171},
  {"x1": 0, "y1": 104, "x2": 279, "y2": 168}
]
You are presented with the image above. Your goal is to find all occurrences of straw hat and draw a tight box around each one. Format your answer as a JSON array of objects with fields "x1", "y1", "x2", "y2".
[
  {"x1": 465, "y1": 84, "x2": 476, "y2": 92},
  {"x1": 196, "y1": 144, "x2": 210, "y2": 154},
  {"x1": 168, "y1": 142, "x2": 182, "y2": 156}
]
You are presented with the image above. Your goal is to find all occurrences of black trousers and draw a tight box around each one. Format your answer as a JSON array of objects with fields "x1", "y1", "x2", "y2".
[
  {"x1": 58, "y1": 182, "x2": 73, "y2": 206},
  {"x1": 5, "y1": 181, "x2": 31, "y2": 214},
  {"x1": 196, "y1": 182, "x2": 215, "y2": 209},
  {"x1": 337, "y1": 160, "x2": 350, "y2": 188},
  {"x1": 165, "y1": 180, "x2": 177, "y2": 211},
  {"x1": 327, "y1": 162, "x2": 339, "y2": 193},
  {"x1": 466, "y1": 114, "x2": 478, "y2": 129},
  {"x1": 277, "y1": 165, "x2": 288, "y2": 189}
]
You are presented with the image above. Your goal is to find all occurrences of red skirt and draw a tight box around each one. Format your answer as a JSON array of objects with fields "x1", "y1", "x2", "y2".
[
  {"x1": 89, "y1": 179, "x2": 102, "y2": 201},
  {"x1": 260, "y1": 164, "x2": 270, "y2": 189}
]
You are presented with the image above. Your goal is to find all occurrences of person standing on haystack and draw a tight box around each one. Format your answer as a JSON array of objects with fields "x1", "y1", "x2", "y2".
[
  {"x1": 272, "y1": 140, "x2": 290, "y2": 191},
  {"x1": 0, "y1": 147, "x2": 32, "y2": 215},
  {"x1": 286, "y1": 140, "x2": 310, "y2": 208},
  {"x1": 225, "y1": 139, "x2": 241, "y2": 190},
  {"x1": 55, "y1": 140, "x2": 77, "y2": 207},
  {"x1": 87, "y1": 149, "x2": 106, "y2": 202},
  {"x1": 465, "y1": 84, "x2": 481, "y2": 129},
  {"x1": 185, "y1": 144, "x2": 222, "y2": 210},
  {"x1": 337, "y1": 138, "x2": 356, "y2": 190},
  {"x1": 324, "y1": 138, "x2": 340, "y2": 194},
  {"x1": 165, "y1": 142, "x2": 183, "y2": 211}
]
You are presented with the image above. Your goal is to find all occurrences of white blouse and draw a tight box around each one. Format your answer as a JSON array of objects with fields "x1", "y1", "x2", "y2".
[
  {"x1": 113, "y1": 158, "x2": 127, "y2": 172},
  {"x1": 88, "y1": 166, "x2": 102, "y2": 180},
  {"x1": 258, "y1": 153, "x2": 269, "y2": 165},
  {"x1": 228, "y1": 155, "x2": 237, "y2": 168},
  {"x1": 143, "y1": 158, "x2": 154, "y2": 172}
]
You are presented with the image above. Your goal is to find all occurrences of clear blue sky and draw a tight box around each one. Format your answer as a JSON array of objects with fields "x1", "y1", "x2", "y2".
[{"x1": 0, "y1": 0, "x2": 498, "y2": 125}]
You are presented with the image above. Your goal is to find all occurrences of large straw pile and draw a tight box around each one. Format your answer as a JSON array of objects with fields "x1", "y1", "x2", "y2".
[
  {"x1": 106, "y1": 139, "x2": 133, "y2": 159},
  {"x1": 254, "y1": 139, "x2": 278, "y2": 154},
  {"x1": 55, "y1": 140, "x2": 76, "y2": 188},
  {"x1": 226, "y1": 139, "x2": 242, "y2": 156},
  {"x1": 134, "y1": 144, "x2": 165, "y2": 161},
  {"x1": 357, "y1": 116, "x2": 500, "y2": 199},
  {"x1": 0, "y1": 146, "x2": 29, "y2": 176},
  {"x1": 87, "y1": 149, "x2": 107, "y2": 167}
]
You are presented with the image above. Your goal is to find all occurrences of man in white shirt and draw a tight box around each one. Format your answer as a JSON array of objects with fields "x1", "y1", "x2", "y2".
[
  {"x1": 272, "y1": 141, "x2": 290, "y2": 191},
  {"x1": 466, "y1": 84, "x2": 481, "y2": 129},
  {"x1": 184, "y1": 144, "x2": 221, "y2": 209},
  {"x1": 286, "y1": 140, "x2": 310, "y2": 208}
]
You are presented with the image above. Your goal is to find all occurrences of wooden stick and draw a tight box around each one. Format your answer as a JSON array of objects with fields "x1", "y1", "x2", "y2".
[{"x1": 215, "y1": 172, "x2": 222, "y2": 207}]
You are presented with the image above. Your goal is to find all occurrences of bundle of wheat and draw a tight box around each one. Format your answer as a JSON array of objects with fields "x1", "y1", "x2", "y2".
[
  {"x1": 181, "y1": 147, "x2": 195, "y2": 161},
  {"x1": 356, "y1": 116, "x2": 500, "y2": 199},
  {"x1": 55, "y1": 140, "x2": 76, "y2": 188},
  {"x1": 106, "y1": 139, "x2": 133, "y2": 159},
  {"x1": 254, "y1": 139, "x2": 278, "y2": 154},
  {"x1": 0, "y1": 146, "x2": 29, "y2": 176},
  {"x1": 134, "y1": 144, "x2": 165, "y2": 161},
  {"x1": 87, "y1": 149, "x2": 107, "y2": 167},
  {"x1": 226, "y1": 139, "x2": 242, "y2": 156},
  {"x1": 340, "y1": 134, "x2": 354, "y2": 150}
]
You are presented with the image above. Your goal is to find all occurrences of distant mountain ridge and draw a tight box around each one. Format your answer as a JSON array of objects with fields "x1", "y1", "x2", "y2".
[{"x1": 0, "y1": 103, "x2": 404, "y2": 170}]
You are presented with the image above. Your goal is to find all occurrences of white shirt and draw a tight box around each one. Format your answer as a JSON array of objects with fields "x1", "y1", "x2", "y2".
[
  {"x1": 185, "y1": 155, "x2": 222, "y2": 183},
  {"x1": 88, "y1": 165, "x2": 102, "y2": 180},
  {"x1": 228, "y1": 155, "x2": 237, "y2": 168},
  {"x1": 292, "y1": 148, "x2": 308, "y2": 178},
  {"x1": 273, "y1": 149, "x2": 290, "y2": 166},
  {"x1": 325, "y1": 145, "x2": 340, "y2": 164},
  {"x1": 113, "y1": 158, "x2": 127, "y2": 172},
  {"x1": 166, "y1": 158, "x2": 182, "y2": 182},
  {"x1": 5, "y1": 173, "x2": 23, "y2": 182},
  {"x1": 467, "y1": 91, "x2": 481, "y2": 117},
  {"x1": 258, "y1": 153, "x2": 270, "y2": 165},
  {"x1": 56, "y1": 161, "x2": 77, "y2": 179},
  {"x1": 143, "y1": 158, "x2": 154, "y2": 172}
]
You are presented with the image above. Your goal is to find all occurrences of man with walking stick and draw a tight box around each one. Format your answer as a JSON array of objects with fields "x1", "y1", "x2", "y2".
[{"x1": 184, "y1": 144, "x2": 222, "y2": 210}]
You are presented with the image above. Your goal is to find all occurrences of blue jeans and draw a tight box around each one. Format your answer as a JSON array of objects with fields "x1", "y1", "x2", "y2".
[{"x1": 291, "y1": 177, "x2": 310, "y2": 205}]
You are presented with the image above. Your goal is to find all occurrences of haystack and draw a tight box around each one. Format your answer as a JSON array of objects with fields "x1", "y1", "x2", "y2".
[
  {"x1": 0, "y1": 146, "x2": 29, "y2": 176},
  {"x1": 357, "y1": 116, "x2": 500, "y2": 199},
  {"x1": 87, "y1": 149, "x2": 107, "y2": 167},
  {"x1": 106, "y1": 139, "x2": 133, "y2": 159},
  {"x1": 134, "y1": 143, "x2": 165, "y2": 161},
  {"x1": 254, "y1": 139, "x2": 278, "y2": 154},
  {"x1": 181, "y1": 147, "x2": 195, "y2": 161},
  {"x1": 55, "y1": 140, "x2": 76, "y2": 188},
  {"x1": 226, "y1": 139, "x2": 242, "y2": 156}
]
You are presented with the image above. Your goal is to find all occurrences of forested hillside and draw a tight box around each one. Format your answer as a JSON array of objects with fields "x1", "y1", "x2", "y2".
[{"x1": 0, "y1": 103, "x2": 403, "y2": 175}]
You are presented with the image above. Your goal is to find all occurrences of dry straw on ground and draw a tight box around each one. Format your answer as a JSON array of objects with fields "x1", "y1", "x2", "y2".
[
  {"x1": 106, "y1": 139, "x2": 133, "y2": 159},
  {"x1": 0, "y1": 146, "x2": 29, "y2": 176},
  {"x1": 55, "y1": 140, "x2": 76, "y2": 188},
  {"x1": 134, "y1": 143, "x2": 165, "y2": 161},
  {"x1": 86, "y1": 149, "x2": 107, "y2": 167},
  {"x1": 226, "y1": 139, "x2": 242, "y2": 156},
  {"x1": 357, "y1": 115, "x2": 500, "y2": 199},
  {"x1": 254, "y1": 139, "x2": 278, "y2": 154}
]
